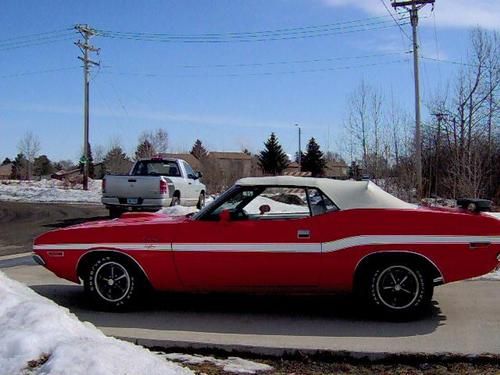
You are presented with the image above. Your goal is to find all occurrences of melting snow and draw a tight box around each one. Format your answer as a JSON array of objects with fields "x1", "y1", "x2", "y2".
[
  {"x1": 0, "y1": 271, "x2": 192, "y2": 375},
  {"x1": 164, "y1": 353, "x2": 272, "y2": 374}
]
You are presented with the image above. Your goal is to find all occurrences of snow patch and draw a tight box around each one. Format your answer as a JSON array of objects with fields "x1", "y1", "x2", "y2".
[
  {"x1": 164, "y1": 353, "x2": 272, "y2": 374},
  {"x1": 0, "y1": 179, "x2": 101, "y2": 204},
  {"x1": 0, "y1": 271, "x2": 192, "y2": 375},
  {"x1": 157, "y1": 206, "x2": 199, "y2": 216},
  {"x1": 481, "y1": 269, "x2": 500, "y2": 281}
]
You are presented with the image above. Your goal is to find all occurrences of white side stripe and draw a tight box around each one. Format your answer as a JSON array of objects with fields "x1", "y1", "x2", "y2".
[
  {"x1": 172, "y1": 243, "x2": 321, "y2": 252},
  {"x1": 322, "y1": 235, "x2": 500, "y2": 252},
  {"x1": 33, "y1": 235, "x2": 500, "y2": 254}
]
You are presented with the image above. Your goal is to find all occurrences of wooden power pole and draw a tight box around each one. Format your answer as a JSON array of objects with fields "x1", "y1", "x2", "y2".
[
  {"x1": 392, "y1": 0, "x2": 435, "y2": 200},
  {"x1": 75, "y1": 24, "x2": 99, "y2": 190}
]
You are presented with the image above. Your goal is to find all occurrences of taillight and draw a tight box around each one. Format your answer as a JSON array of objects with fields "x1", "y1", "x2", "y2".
[
  {"x1": 102, "y1": 179, "x2": 106, "y2": 193},
  {"x1": 160, "y1": 179, "x2": 168, "y2": 195}
]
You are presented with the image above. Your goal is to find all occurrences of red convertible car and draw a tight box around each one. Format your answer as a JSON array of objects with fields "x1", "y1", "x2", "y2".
[{"x1": 33, "y1": 177, "x2": 500, "y2": 318}]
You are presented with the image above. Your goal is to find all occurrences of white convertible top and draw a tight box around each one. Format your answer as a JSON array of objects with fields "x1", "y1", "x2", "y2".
[{"x1": 236, "y1": 176, "x2": 415, "y2": 210}]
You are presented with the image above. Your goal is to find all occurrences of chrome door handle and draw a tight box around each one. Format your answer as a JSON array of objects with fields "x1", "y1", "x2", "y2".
[{"x1": 297, "y1": 229, "x2": 310, "y2": 239}]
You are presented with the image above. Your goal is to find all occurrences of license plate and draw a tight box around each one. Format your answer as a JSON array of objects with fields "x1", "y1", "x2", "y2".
[{"x1": 127, "y1": 198, "x2": 138, "y2": 205}]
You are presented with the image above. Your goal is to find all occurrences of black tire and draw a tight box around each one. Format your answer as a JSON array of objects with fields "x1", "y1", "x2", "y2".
[
  {"x1": 170, "y1": 194, "x2": 180, "y2": 206},
  {"x1": 109, "y1": 207, "x2": 124, "y2": 219},
  {"x1": 360, "y1": 260, "x2": 433, "y2": 320},
  {"x1": 83, "y1": 255, "x2": 142, "y2": 311},
  {"x1": 196, "y1": 192, "x2": 206, "y2": 209}
]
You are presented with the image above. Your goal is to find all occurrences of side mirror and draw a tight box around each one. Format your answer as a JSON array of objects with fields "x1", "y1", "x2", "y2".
[
  {"x1": 219, "y1": 209, "x2": 231, "y2": 222},
  {"x1": 196, "y1": 171, "x2": 203, "y2": 179}
]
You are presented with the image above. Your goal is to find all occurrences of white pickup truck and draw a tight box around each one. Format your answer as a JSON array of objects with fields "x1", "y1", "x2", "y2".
[{"x1": 102, "y1": 157, "x2": 206, "y2": 217}]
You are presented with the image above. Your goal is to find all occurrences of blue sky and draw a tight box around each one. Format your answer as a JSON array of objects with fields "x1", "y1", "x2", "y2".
[{"x1": 1, "y1": 0, "x2": 499, "y2": 162}]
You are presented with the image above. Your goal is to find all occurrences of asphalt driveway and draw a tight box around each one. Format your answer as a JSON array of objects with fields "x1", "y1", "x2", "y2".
[{"x1": 2, "y1": 253, "x2": 499, "y2": 357}]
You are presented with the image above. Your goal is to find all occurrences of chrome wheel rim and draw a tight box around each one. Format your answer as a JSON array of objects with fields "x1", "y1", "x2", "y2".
[
  {"x1": 376, "y1": 265, "x2": 420, "y2": 310},
  {"x1": 95, "y1": 261, "x2": 131, "y2": 303}
]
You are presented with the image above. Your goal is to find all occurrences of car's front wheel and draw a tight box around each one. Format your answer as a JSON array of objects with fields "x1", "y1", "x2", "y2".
[
  {"x1": 360, "y1": 260, "x2": 433, "y2": 319},
  {"x1": 196, "y1": 192, "x2": 205, "y2": 209},
  {"x1": 84, "y1": 255, "x2": 143, "y2": 311}
]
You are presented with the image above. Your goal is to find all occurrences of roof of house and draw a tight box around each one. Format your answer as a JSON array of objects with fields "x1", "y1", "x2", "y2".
[
  {"x1": 236, "y1": 176, "x2": 414, "y2": 210},
  {"x1": 161, "y1": 153, "x2": 202, "y2": 170},
  {"x1": 209, "y1": 152, "x2": 252, "y2": 160}
]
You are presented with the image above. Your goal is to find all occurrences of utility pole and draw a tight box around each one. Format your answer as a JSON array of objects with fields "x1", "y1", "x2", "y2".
[
  {"x1": 75, "y1": 24, "x2": 99, "y2": 190},
  {"x1": 392, "y1": 0, "x2": 434, "y2": 201},
  {"x1": 295, "y1": 124, "x2": 302, "y2": 172}
]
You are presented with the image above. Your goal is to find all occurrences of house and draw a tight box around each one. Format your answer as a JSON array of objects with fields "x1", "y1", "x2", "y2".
[
  {"x1": 0, "y1": 163, "x2": 13, "y2": 180},
  {"x1": 325, "y1": 160, "x2": 348, "y2": 178}
]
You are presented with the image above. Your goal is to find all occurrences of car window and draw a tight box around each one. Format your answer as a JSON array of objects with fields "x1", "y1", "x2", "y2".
[
  {"x1": 183, "y1": 161, "x2": 196, "y2": 179},
  {"x1": 307, "y1": 188, "x2": 339, "y2": 216},
  {"x1": 243, "y1": 187, "x2": 310, "y2": 219}
]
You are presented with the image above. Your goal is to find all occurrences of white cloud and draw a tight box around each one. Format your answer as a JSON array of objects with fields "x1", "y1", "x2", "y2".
[{"x1": 321, "y1": 0, "x2": 500, "y2": 30}]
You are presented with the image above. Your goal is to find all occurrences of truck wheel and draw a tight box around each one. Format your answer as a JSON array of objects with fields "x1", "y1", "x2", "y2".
[
  {"x1": 109, "y1": 207, "x2": 124, "y2": 218},
  {"x1": 170, "y1": 195, "x2": 180, "y2": 206},
  {"x1": 360, "y1": 260, "x2": 433, "y2": 320},
  {"x1": 196, "y1": 192, "x2": 205, "y2": 209},
  {"x1": 84, "y1": 255, "x2": 142, "y2": 311}
]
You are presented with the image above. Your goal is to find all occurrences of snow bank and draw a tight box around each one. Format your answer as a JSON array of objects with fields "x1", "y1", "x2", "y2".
[
  {"x1": 157, "y1": 206, "x2": 199, "y2": 216},
  {"x1": 0, "y1": 179, "x2": 101, "y2": 204},
  {"x1": 164, "y1": 353, "x2": 272, "y2": 374},
  {"x1": 0, "y1": 271, "x2": 192, "y2": 375}
]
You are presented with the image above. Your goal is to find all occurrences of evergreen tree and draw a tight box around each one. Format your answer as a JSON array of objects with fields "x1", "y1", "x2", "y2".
[
  {"x1": 190, "y1": 139, "x2": 208, "y2": 159},
  {"x1": 13, "y1": 153, "x2": 28, "y2": 179},
  {"x1": 33, "y1": 155, "x2": 53, "y2": 177},
  {"x1": 1, "y1": 158, "x2": 11, "y2": 166},
  {"x1": 258, "y1": 132, "x2": 289, "y2": 176},
  {"x1": 302, "y1": 138, "x2": 326, "y2": 177},
  {"x1": 103, "y1": 146, "x2": 132, "y2": 174},
  {"x1": 135, "y1": 139, "x2": 155, "y2": 160},
  {"x1": 294, "y1": 151, "x2": 305, "y2": 164}
]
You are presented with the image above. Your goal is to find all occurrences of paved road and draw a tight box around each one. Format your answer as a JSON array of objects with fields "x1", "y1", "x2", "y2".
[
  {"x1": 0, "y1": 201, "x2": 107, "y2": 256},
  {"x1": 2, "y1": 254, "x2": 499, "y2": 357}
]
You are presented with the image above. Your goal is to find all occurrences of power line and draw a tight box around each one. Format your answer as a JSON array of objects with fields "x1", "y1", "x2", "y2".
[
  {"x1": 102, "y1": 59, "x2": 410, "y2": 78},
  {"x1": 0, "y1": 67, "x2": 79, "y2": 79},
  {"x1": 379, "y1": 0, "x2": 412, "y2": 41},
  {"x1": 0, "y1": 27, "x2": 73, "y2": 44},
  {"x1": 0, "y1": 34, "x2": 75, "y2": 51},
  {"x1": 177, "y1": 51, "x2": 410, "y2": 69},
  {"x1": 96, "y1": 19, "x2": 409, "y2": 43},
  {"x1": 421, "y1": 55, "x2": 495, "y2": 69}
]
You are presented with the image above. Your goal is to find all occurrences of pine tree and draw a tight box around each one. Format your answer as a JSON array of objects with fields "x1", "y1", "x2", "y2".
[
  {"x1": 258, "y1": 133, "x2": 289, "y2": 176},
  {"x1": 33, "y1": 155, "x2": 53, "y2": 177},
  {"x1": 103, "y1": 146, "x2": 132, "y2": 174},
  {"x1": 135, "y1": 139, "x2": 155, "y2": 160},
  {"x1": 1, "y1": 158, "x2": 11, "y2": 166},
  {"x1": 302, "y1": 138, "x2": 326, "y2": 177},
  {"x1": 191, "y1": 139, "x2": 208, "y2": 159}
]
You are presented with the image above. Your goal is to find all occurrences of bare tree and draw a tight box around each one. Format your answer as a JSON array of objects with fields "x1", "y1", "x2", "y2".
[
  {"x1": 138, "y1": 129, "x2": 169, "y2": 156},
  {"x1": 17, "y1": 131, "x2": 40, "y2": 179}
]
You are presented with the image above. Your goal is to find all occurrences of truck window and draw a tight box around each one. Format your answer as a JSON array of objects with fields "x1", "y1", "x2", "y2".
[{"x1": 132, "y1": 160, "x2": 181, "y2": 177}]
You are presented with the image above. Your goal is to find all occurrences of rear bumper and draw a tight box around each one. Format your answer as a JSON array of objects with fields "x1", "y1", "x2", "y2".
[{"x1": 102, "y1": 197, "x2": 172, "y2": 210}]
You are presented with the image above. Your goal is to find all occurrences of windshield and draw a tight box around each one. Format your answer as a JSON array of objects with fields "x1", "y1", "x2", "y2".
[{"x1": 192, "y1": 185, "x2": 240, "y2": 220}]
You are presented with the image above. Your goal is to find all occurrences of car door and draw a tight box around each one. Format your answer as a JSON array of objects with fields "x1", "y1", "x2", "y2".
[
  {"x1": 180, "y1": 161, "x2": 200, "y2": 203},
  {"x1": 172, "y1": 186, "x2": 322, "y2": 291}
]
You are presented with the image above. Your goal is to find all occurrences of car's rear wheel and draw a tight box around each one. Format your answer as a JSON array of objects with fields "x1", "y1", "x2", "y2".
[
  {"x1": 170, "y1": 194, "x2": 180, "y2": 206},
  {"x1": 84, "y1": 255, "x2": 142, "y2": 311},
  {"x1": 360, "y1": 260, "x2": 433, "y2": 319},
  {"x1": 196, "y1": 192, "x2": 205, "y2": 209}
]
